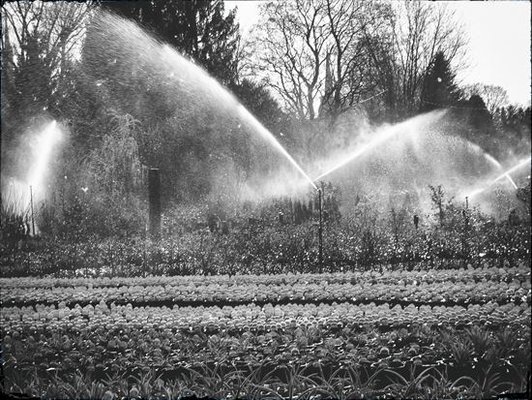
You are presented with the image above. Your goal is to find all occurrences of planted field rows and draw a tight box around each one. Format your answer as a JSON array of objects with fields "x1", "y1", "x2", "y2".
[
  {"x1": 5, "y1": 299, "x2": 531, "y2": 334},
  {"x1": 2, "y1": 265, "x2": 530, "y2": 308},
  {"x1": 3, "y1": 301, "x2": 531, "y2": 373},
  {"x1": 2, "y1": 264, "x2": 531, "y2": 399}
]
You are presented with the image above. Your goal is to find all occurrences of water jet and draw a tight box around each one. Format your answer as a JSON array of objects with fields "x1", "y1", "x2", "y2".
[
  {"x1": 1, "y1": 120, "x2": 63, "y2": 231},
  {"x1": 312, "y1": 110, "x2": 446, "y2": 182},
  {"x1": 467, "y1": 157, "x2": 531, "y2": 199},
  {"x1": 302, "y1": 109, "x2": 527, "y2": 217},
  {"x1": 484, "y1": 154, "x2": 518, "y2": 190},
  {"x1": 87, "y1": 12, "x2": 317, "y2": 194}
]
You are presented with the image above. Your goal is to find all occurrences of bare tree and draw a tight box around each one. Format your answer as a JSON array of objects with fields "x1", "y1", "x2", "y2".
[
  {"x1": 387, "y1": 1, "x2": 468, "y2": 116},
  {"x1": 320, "y1": 0, "x2": 392, "y2": 117},
  {"x1": 249, "y1": 0, "x2": 388, "y2": 120},
  {"x1": 463, "y1": 83, "x2": 510, "y2": 115},
  {"x1": 248, "y1": 1, "x2": 329, "y2": 120},
  {"x1": 247, "y1": 1, "x2": 467, "y2": 121}
]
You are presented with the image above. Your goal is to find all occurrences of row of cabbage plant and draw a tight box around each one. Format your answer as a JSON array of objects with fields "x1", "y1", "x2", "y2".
[
  {"x1": 4, "y1": 301, "x2": 530, "y2": 337},
  {"x1": 2, "y1": 276, "x2": 530, "y2": 306},
  {"x1": 4, "y1": 318, "x2": 530, "y2": 400},
  {"x1": 1, "y1": 264, "x2": 529, "y2": 289},
  {"x1": 3, "y1": 301, "x2": 530, "y2": 385}
]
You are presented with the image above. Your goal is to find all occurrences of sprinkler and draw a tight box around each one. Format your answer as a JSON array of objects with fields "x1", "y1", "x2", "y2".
[
  {"x1": 464, "y1": 195, "x2": 471, "y2": 230},
  {"x1": 317, "y1": 185, "x2": 323, "y2": 272},
  {"x1": 30, "y1": 185, "x2": 35, "y2": 236},
  {"x1": 462, "y1": 196, "x2": 470, "y2": 259},
  {"x1": 467, "y1": 157, "x2": 531, "y2": 199}
]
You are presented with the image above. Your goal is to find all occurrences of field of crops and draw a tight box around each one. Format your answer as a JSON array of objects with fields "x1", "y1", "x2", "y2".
[{"x1": 1, "y1": 263, "x2": 531, "y2": 399}]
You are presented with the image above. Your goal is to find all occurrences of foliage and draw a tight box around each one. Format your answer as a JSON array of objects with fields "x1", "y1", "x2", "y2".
[
  {"x1": 3, "y1": 291, "x2": 531, "y2": 398},
  {"x1": 493, "y1": 105, "x2": 531, "y2": 158},
  {"x1": 445, "y1": 94, "x2": 500, "y2": 157},
  {"x1": 1, "y1": 4, "x2": 530, "y2": 399},
  {"x1": 31, "y1": 112, "x2": 148, "y2": 239},
  {"x1": 247, "y1": 0, "x2": 467, "y2": 120},
  {"x1": 2, "y1": 189, "x2": 530, "y2": 279},
  {"x1": 248, "y1": 0, "x2": 392, "y2": 120},
  {"x1": 386, "y1": 1, "x2": 467, "y2": 117},
  {"x1": 428, "y1": 185, "x2": 450, "y2": 227},
  {"x1": 102, "y1": 0, "x2": 240, "y2": 85},
  {"x1": 1, "y1": 1, "x2": 91, "y2": 142},
  {"x1": 3, "y1": 265, "x2": 530, "y2": 307},
  {"x1": 230, "y1": 78, "x2": 287, "y2": 133},
  {"x1": 516, "y1": 178, "x2": 531, "y2": 214},
  {"x1": 1, "y1": 1, "x2": 525, "y2": 238},
  {"x1": 84, "y1": 114, "x2": 143, "y2": 198},
  {"x1": 463, "y1": 83, "x2": 510, "y2": 116},
  {"x1": 420, "y1": 51, "x2": 462, "y2": 112}
]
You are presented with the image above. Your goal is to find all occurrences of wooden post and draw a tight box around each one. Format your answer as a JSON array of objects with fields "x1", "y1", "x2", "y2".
[{"x1": 148, "y1": 168, "x2": 161, "y2": 239}]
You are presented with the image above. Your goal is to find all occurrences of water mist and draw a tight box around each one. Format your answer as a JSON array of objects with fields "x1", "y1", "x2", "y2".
[
  {"x1": 1, "y1": 120, "x2": 64, "y2": 232},
  {"x1": 85, "y1": 12, "x2": 316, "y2": 193}
]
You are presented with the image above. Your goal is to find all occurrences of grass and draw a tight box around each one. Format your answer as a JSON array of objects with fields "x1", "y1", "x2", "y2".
[{"x1": 7, "y1": 361, "x2": 527, "y2": 399}]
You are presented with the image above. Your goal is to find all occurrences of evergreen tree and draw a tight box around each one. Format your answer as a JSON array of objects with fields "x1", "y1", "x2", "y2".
[
  {"x1": 80, "y1": 6, "x2": 248, "y2": 204},
  {"x1": 1, "y1": 2, "x2": 90, "y2": 167},
  {"x1": 466, "y1": 95, "x2": 493, "y2": 133},
  {"x1": 494, "y1": 105, "x2": 531, "y2": 154},
  {"x1": 103, "y1": 0, "x2": 240, "y2": 85},
  {"x1": 420, "y1": 51, "x2": 461, "y2": 112},
  {"x1": 229, "y1": 79, "x2": 286, "y2": 133},
  {"x1": 448, "y1": 94, "x2": 500, "y2": 157}
]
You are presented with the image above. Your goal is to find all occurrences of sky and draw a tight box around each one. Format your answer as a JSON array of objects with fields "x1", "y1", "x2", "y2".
[{"x1": 225, "y1": 0, "x2": 531, "y2": 106}]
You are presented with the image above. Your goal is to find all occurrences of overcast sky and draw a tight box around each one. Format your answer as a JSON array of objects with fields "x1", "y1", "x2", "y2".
[{"x1": 226, "y1": 0, "x2": 531, "y2": 106}]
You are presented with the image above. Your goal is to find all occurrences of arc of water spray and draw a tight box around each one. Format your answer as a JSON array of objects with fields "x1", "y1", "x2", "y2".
[
  {"x1": 490, "y1": 157, "x2": 530, "y2": 185},
  {"x1": 311, "y1": 91, "x2": 387, "y2": 185},
  {"x1": 312, "y1": 110, "x2": 447, "y2": 183},
  {"x1": 484, "y1": 154, "x2": 518, "y2": 189},
  {"x1": 237, "y1": 105, "x2": 317, "y2": 190},
  {"x1": 312, "y1": 123, "x2": 400, "y2": 182},
  {"x1": 243, "y1": 90, "x2": 389, "y2": 190},
  {"x1": 243, "y1": 91, "x2": 386, "y2": 190},
  {"x1": 468, "y1": 157, "x2": 530, "y2": 198},
  {"x1": 91, "y1": 13, "x2": 317, "y2": 192}
]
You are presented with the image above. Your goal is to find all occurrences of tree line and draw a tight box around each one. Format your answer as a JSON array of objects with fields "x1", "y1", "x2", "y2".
[{"x1": 1, "y1": 0, "x2": 529, "y2": 238}]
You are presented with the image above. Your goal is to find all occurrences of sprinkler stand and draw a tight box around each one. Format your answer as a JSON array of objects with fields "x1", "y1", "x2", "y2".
[
  {"x1": 465, "y1": 196, "x2": 469, "y2": 230},
  {"x1": 30, "y1": 185, "x2": 35, "y2": 236},
  {"x1": 318, "y1": 187, "x2": 323, "y2": 272},
  {"x1": 463, "y1": 196, "x2": 470, "y2": 261}
]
